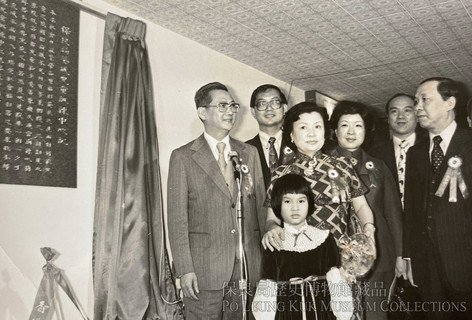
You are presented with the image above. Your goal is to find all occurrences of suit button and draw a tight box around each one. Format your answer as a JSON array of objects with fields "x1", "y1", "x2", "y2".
[
  {"x1": 231, "y1": 204, "x2": 235, "y2": 208},
  {"x1": 231, "y1": 229, "x2": 236, "y2": 234}
]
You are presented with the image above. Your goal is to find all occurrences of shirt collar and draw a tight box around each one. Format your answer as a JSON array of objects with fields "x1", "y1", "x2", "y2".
[
  {"x1": 429, "y1": 121, "x2": 457, "y2": 153},
  {"x1": 204, "y1": 132, "x2": 230, "y2": 160},
  {"x1": 259, "y1": 130, "x2": 283, "y2": 149},
  {"x1": 393, "y1": 132, "x2": 416, "y2": 148},
  {"x1": 284, "y1": 220, "x2": 308, "y2": 235}
]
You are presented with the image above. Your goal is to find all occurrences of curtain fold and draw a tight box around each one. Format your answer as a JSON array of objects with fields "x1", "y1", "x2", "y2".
[{"x1": 93, "y1": 13, "x2": 183, "y2": 320}]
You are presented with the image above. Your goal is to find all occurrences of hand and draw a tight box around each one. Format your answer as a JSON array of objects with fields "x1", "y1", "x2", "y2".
[
  {"x1": 395, "y1": 256, "x2": 407, "y2": 279},
  {"x1": 180, "y1": 272, "x2": 199, "y2": 300},
  {"x1": 338, "y1": 267, "x2": 355, "y2": 284},
  {"x1": 405, "y1": 259, "x2": 418, "y2": 287},
  {"x1": 261, "y1": 226, "x2": 284, "y2": 251},
  {"x1": 363, "y1": 223, "x2": 375, "y2": 239}
]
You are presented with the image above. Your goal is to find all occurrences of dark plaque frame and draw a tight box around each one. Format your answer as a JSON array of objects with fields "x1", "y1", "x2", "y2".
[{"x1": 0, "y1": 0, "x2": 79, "y2": 187}]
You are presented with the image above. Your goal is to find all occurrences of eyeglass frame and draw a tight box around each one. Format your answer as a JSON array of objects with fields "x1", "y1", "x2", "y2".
[
  {"x1": 204, "y1": 102, "x2": 240, "y2": 113},
  {"x1": 255, "y1": 99, "x2": 283, "y2": 111}
]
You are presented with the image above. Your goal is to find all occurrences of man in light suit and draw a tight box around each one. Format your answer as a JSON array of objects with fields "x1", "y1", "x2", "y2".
[
  {"x1": 167, "y1": 82, "x2": 266, "y2": 319},
  {"x1": 246, "y1": 84, "x2": 287, "y2": 188},
  {"x1": 404, "y1": 77, "x2": 472, "y2": 320},
  {"x1": 369, "y1": 94, "x2": 427, "y2": 206}
]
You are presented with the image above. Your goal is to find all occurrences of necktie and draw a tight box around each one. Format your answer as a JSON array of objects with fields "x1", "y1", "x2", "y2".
[
  {"x1": 397, "y1": 140, "x2": 408, "y2": 207},
  {"x1": 268, "y1": 137, "x2": 279, "y2": 171},
  {"x1": 431, "y1": 135, "x2": 444, "y2": 174},
  {"x1": 217, "y1": 142, "x2": 233, "y2": 190}
]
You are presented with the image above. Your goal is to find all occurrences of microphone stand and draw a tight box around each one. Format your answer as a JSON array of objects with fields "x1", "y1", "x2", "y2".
[{"x1": 234, "y1": 171, "x2": 248, "y2": 320}]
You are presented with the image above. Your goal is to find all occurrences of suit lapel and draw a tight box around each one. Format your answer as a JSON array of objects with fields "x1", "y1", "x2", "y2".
[
  {"x1": 434, "y1": 128, "x2": 466, "y2": 178},
  {"x1": 253, "y1": 135, "x2": 269, "y2": 173},
  {"x1": 359, "y1": 150, "x2": 371, "y2": 185},
  {"x1": 191, "y1": 135, "x2": 232, "y2": 199},
  {"x1": 444, "y1": 128, "x2": 467, "y2": 160},
  {"x1": 385, "y1": 140, "x2": 398, "y2": 182}
]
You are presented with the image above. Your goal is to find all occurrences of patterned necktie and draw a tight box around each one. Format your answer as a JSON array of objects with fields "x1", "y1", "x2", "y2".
[
  {"x1": 397, "y1": 140, "x2": 408, "y2": 207},
  {"x1": 431, "y1": 135, "x2": 444, "y2": 174},
  {"x1": 268, "y1": 137, "x2": 279, "y2": 171},
  {"x1": 217, "y1": 142, "x2": 233, "y2": 189}
]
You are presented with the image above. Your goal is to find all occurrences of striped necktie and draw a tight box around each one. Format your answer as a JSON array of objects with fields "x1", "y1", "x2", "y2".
[{"x1": 268, "y1": 137, "x2": 279, "y2": 171}]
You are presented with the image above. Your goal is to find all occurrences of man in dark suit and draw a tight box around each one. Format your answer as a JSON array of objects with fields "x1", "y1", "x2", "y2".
[
  {"x1": 404, "y1": 77, "x2": 472, "y2": 320},
  {"x1": 167, "y1": 82, "x2": 266, "y2": 319},
  {"x1": 246, "y1": 84, "x2": 287, "y2": 188},
  {"x1": 370, "y1": 93, "x2": 427, "y2": 207}
]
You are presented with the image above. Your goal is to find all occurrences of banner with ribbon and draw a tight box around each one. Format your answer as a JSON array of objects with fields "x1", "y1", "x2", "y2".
[
  {"x1": 29, "y1": 247, "x2": 89, "y2": 320},
  {"x1": 435, "y1": 156, "x2": 470, "y2": 202}
]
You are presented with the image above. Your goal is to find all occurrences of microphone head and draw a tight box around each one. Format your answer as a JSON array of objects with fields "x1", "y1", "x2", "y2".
[{"x1": 229, "y1": 151, "x2": 241, "y2": 171}]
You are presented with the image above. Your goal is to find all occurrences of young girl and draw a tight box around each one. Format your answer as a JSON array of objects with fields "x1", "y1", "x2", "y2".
[{"x1": 252, "y1": 174, "x2": 353, "y2": 320}]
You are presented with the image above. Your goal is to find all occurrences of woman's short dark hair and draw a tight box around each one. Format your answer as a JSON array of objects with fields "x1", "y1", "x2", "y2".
[
  {"x1": 270, "y1": 173, "x2": 315, "y2": 221},
  {"x1": 330, "y1": 100, "x2": 374, "y2": 132},
  {"x1": 282, "y1": 102, "x2": 330, "y2": 151}
]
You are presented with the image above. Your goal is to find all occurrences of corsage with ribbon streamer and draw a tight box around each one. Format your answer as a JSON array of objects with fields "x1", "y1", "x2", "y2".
[
  {"x1": 29, "y1": 247, "x2": 89, "y2": 320},
  {"x1": 230, "y1": 151, "x2": 254, "y2": 196},
  {"x1": 328, "y1": 169, "x2": 350, "y2": 204},
  {"x1": 435, "y1": 156, "x2": 469, "y2": 202},
  {"x1": 303, "y1": 157, "x2": 318, "y2": 176}
]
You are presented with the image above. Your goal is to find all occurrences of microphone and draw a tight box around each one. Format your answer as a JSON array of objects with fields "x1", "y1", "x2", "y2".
[{"x1": 229, "y1": 151, "x2": 241, "y2": 179}]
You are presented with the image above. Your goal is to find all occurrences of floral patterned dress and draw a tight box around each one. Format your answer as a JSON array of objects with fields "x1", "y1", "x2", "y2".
[{"x1": 265, "y1": 151, "x2": 367, "y2": 241}]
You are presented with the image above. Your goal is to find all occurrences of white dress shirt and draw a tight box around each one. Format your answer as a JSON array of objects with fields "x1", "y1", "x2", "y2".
[
  {"x1": 204, "y1": 132, "x2": 231, "y2": 162},
  {"x1": 428, "y1": 121, "x2": 457, "y2": 159},
  {"x1": 258, "y1": 130, "x2": 283, "y2": 165}
]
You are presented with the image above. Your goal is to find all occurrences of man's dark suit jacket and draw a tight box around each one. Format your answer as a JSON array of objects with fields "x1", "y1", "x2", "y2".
[
  {"x1": 246, "y1": 134, "x2": 285, "y2": 189},
  {"x1": 403, "y1": 127, "x2": 472, "y2": 292},
  {"x1": 369, "y1": 130, "x2": 428, "y2": 188}
]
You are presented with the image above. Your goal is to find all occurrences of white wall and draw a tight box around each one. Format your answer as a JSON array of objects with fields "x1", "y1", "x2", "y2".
[{"x1": 0, "y1": 1, "x2": 305, "y2": 319}]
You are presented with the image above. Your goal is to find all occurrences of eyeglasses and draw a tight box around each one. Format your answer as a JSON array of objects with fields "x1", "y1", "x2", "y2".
[
  {"x1": 255, "y1": 99, "x2": 282, "y2": 111},
  {"x1": 206, "y1": 102, "x2": 240, "y2": 113}
]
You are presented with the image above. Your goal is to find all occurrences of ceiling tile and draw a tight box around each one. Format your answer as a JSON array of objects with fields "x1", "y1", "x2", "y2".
[{"x1": 105, "y1": 0, "x2": 472, "y2": 114}]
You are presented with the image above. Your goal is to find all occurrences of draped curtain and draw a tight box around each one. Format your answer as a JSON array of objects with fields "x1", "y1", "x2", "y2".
[{"x1": 93, "y1": 13, "x2": 183, "y2": 320}]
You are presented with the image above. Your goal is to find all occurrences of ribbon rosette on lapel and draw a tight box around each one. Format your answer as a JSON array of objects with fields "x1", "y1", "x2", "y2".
[
  {"x1": 229, "y1": 151, "x2": 254, "y2": 196},
  {"x1": 328, "y1": 169, "x2": 350, "y2": 204},
  {"x1": 281, "y1": 146, "x2": 296, "y2": 164},
  {"x1": 365, "y1": 161, "x2": 380, "y2": 189},
  {"x1": 304, "y1": 157, "x2": 318, "y2": 176},
  {"x1": 365, "y1": 161, "x2": 374, "y2": 170},
  {"x1": 435, "y1": 156, "x2": 470, "y2": 202}
]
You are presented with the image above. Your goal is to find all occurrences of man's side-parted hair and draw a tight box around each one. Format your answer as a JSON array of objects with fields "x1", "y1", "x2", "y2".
[
  {"x1": 420, "y1": 77, "x2": 463, "y2": 102},
  {"x1": 270, "y1": 173, "x2": 315, "y2": 221},
  {"x1": 384, "y1": 93, "x2": 415, "y2": 115},
  {"x1": 250, "y1": 84, "x2": 288, "y2": 109},
  {"x1": 194, "y1": 82, "x2": 228, "y2": 109}
]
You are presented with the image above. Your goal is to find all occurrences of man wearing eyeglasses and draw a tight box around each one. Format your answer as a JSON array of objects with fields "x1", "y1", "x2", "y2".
[
  {"x1": 167, "y1": 82, "x2": 266, "y2": 319},
  {"x1": 246, "y1": 84, "x2": 288, "y2": 188}
]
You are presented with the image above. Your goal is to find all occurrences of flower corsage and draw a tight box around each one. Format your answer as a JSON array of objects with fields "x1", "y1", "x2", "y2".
[
  {"x1": 328, "y1": 169, "x2": 350, "y2": 203},
  {"x1": 229, "y1": 152, "x2": 254, "y2": 196},
  {"x1": 365, "y1": 161, "x2": 380, "y2": 189},
  {"x1": 435, "y1": 156, "x2": 469, "y2": 202}
]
